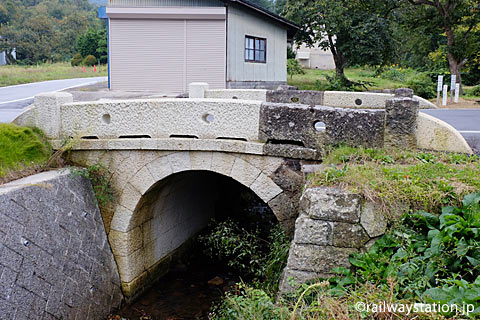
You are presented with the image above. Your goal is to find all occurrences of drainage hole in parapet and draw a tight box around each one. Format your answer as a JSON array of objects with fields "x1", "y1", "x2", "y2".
[
  {"x1": 202, "y1": 113, "x2": 215, "y2": 124},
  {"x1": 102, "y1": 113, "x2": 111, "y2": 124},
  {"x1": 216, "y1": 137, "x2": 248, "y2": 142},
  {"x1": 81, "y1": 136, "x2": 99, "y2": 140},
  {"x1": 355, "y1": 98, "x2": 363, "y2": 106},
  {"x1": 118, "y1": 135, "x2": 152, "y2": 139},
  {"x1": 170, "y1": 135, "x2": 199, "y2": 139},
  {"x1": 314, "y1": 121, "x2": 326, "y2": 132},
  {"x1": 232, "y1": 96, "x2": 238, "y2": 99}
]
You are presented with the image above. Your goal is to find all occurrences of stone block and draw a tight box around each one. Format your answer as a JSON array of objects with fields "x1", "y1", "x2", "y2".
[
  {"x1": 205, "y1": 89, "x2": 267, "y2": 101},
  {"x1": 417, "y1": 112, "x2": 473, "y2": 154},
  {"x1": 109, "y1": 227, "x2": 143, "y2": 257},
  {"x1": 259, "y1": 103, "x2": 385, "y2": 151},
  {"x1": 190, "y1": 151, "x2": 213, "y2": 171},
  {"x1": 300, "y1": 187, "x2": 361, "y2": 223},
  {"x1": 266, "y1": 90, "x2": 324, "y2": 105},
  {"x1": 384, "y1": 97, "x2": 419, "y2": 149},
  {"x1": 360, "y1": 201, "x2": 387, "y2": 238},
  {"x1": 286, "y1": 243, "x2": 357, "y2": 274},
  {"x1": 129, "y1": 166, "x2": 156, "y2": 195},
  {"x1": 167, "y1": 152, "x2": 191, "y2": 174},
  {"x1": 250, "y1": 173, "x2": 283, "y2": 203},
  {"x1": 115, "y1": 249, "x2": 145, "y2": 283},
  {"x1": 118, "y1": 183, "x2": 141, "y2": 212},
  {"x1": 146, "y1": 155, "x2": 174, "y2": 183},
  {"x1": 332, "y1": 222, "x2": 369, "y2": 248},
  {"x1": 211, "y1": 152, "x2": 235, "y2": 176},
  {"x1": 109, "y1": 205, "x2": 134, "y2": 232},
  {"x1": 293, "y1": 215, "x2": 332, "y2": 245},
  {"x1": 188, "y1": 82, "x2": 209, "y2": 98},
  {"x1": 230, "y1": 157, "x2": 261, "y2": 187},
  {"x1": 34, "y1": 92, "x2": 73, "y2": 139}
]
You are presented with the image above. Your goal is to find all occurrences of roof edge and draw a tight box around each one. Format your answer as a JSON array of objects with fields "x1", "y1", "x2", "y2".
[{"x1": 223, "y1": 0, "x2": 299, "y2": 37}]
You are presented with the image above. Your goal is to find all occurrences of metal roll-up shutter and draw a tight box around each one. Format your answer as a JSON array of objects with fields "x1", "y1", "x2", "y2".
[
  {"x1": 109, "y1": 18, "x2": 225, "y2": 93},
  {"x1": 186, "y1": 20, "x2": 226, "y2": 89}
]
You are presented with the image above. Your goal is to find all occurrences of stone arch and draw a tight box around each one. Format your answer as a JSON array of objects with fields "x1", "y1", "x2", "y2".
[{"x1": 106, "y1": 151, "x2": 286, "y2": 298}]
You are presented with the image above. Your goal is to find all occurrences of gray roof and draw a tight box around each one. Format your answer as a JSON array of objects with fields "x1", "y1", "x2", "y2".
[{"x1": 223, "y1": 0, "x2": 299, "y2": 38}]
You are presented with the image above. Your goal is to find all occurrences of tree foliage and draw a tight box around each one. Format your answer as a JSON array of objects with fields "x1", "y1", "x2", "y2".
[
  {"x1": 0, "y1": 0, "x2": 104, "y2": 64},
  {"x1": 401, "y1": 0, "x2": 480, "y2": 87},
  {"x1": 284, "y1": 0, "x2": 399, "y2": 82}
]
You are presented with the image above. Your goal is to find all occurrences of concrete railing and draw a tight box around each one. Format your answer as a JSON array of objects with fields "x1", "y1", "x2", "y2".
[
  {"x1": 13, "y1": 88, "x2": 472, "y2": 158},
  {"x1": 189, "y1": 82, "x2": 437, "y2": 109}
]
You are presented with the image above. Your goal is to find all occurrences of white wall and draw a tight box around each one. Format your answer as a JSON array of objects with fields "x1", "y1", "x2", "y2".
[{"x1": 227, "y1": 4, "x2": 287, "y2": 83}]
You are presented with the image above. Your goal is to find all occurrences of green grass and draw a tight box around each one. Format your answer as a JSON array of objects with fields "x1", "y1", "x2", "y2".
[
  {"x1": 287, "y1": 67, "x2": 408, "y2": 91},
  {"x1": 308, "y1": 146, "x2": 480, "y2": 215},
  {"x1": 0, "y1": 62, "x2": 107, "y2": 87},
  {"x1": 0, "y1": 124, "x2": 51, "y2": 178}
]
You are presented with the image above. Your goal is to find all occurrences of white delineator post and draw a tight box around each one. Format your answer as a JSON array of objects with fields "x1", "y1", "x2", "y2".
[
  {"x1": 455, "y1": 83, "x2": 460, "y2": 103},
  {"x1": 442, "y1": 85, "x2": 448, "y2": 106},
  {"x1": 188, "y1": 82, "x2": 209, "y2": 99},
  {"x1": 437, "y1": 75, "x2": 443, "y2": 106},
  {"x1": 450, "y1": 75, "x2": 456, "y2": 102}
]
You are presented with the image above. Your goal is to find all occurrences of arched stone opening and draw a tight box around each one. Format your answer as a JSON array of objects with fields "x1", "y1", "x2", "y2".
[{"x1": 110, "y1": 163, "x2": 285, "y2": 300}]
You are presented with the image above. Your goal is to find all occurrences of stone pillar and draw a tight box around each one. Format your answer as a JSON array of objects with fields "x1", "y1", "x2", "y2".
[
  {"x1": 188, "y1": 82, "x2": 209, "y2": 98},
  {"x1": 34, "y1": 92, "x2": 73, "y2": 139},
  {"x1": 279, "y1": 187, "x2": 377, "y2": 294},
  {"x1": 384, "y1": 88, "x2": 419, "y2": 149}
]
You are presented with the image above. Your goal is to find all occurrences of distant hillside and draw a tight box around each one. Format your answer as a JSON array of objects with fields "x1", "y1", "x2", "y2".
[{"x1": 0, "y1": 0, "x2": 105, "y2": 64}]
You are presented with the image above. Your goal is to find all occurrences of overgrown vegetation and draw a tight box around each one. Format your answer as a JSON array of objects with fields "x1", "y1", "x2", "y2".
[
  {"x1": 0, "y1": 123, "x2": 51, "y2": 178},
  {"x1": 199, "y1": 219, "x2": 290, "y2": 296},
  {"x1": 210, "y1": 192, "x2": 480, "y2": 319},
  {"x1": 307, "y1": 146, "x2": 480, "y2": 214},
  {"x1": 71, "y1": 163, "x2": 114, "y2": 208}
]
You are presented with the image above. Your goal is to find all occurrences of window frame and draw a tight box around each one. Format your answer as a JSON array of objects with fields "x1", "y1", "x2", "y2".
[{"x1": 244, "y1": 35, "x2": 267, "y2": 64}]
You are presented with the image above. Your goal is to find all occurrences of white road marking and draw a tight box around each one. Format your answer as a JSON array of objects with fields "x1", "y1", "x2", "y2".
[
  {"x1": 0, "y1": 78, "x2": 106, "y2": 106},
  {"x1": 458, "y1": 131, "x2": 480, "y2": 134}
]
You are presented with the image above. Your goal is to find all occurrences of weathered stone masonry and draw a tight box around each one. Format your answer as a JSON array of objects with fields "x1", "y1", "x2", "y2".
[
  {"x1": 279, "y1": 187, "x2": 388, "y2": 293},
  {"x1": 0, "y1": 170, "x2": 123, "y2": 320}
]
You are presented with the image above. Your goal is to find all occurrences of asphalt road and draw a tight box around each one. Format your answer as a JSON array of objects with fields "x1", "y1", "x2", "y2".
[
  {"x1": 422, "y1": 109, "x2": 480, "y2": 151},
  {"x1": 0, "y1": 77, "x2": 107, "y2": 122}
]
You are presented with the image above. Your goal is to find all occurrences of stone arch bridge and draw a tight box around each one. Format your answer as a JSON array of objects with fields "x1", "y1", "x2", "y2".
[{"x1": 13, "y1": 87, "x2": 472, "y2": 299}]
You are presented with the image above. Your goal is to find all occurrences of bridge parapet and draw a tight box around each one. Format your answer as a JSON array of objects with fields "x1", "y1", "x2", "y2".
[{"x1": 14, "y1": 87, "x2": 472, "y2": 157}]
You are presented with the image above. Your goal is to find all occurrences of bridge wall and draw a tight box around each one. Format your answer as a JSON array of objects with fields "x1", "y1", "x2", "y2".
[
  {"x1": 70, "y1": 149, "x2": 304, "y2": 299},
  {"x1": 0, "y1": 170, "x2": 123, "y2": 319}
]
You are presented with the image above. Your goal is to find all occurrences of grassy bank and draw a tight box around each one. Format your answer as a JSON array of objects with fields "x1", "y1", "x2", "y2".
[
  {"x1": 209, "y1": 147, "x2": 480, "y2": 320},
  {"x1": 0, "y1": 124, "x2": 52, "y2": 182},
  {"x1": 0, "y1": 62, "x2": 107, "y2": 87},
  {"x1": 309, "y1": 146, "x2": 480, "y2": 214}
]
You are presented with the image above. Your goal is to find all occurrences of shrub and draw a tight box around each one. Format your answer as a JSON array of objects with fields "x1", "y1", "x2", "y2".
[
  {"x1": 198, "y1": 220, "x2": 290, "y2": 295},
  {"x1": 82, "y1": 54, "x2": 96, "y2": 66},
  {"x1": 71, "y1": 53, "x2": 83, "y2": 66},
  {"x1": 406, "y1": 72, "x2": 436, "y2": 99},
  {"x1": 71, "y1": 163, "x2": 114, "y2": 208},
  {"x1": 468, "y1": 84, "x2": 480, "y2": 97},
  {"x1": 287, "y1": 59, "x2": 305, "y2": 79}
]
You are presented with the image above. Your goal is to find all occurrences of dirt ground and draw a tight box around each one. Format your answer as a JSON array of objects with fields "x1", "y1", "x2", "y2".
[{"x1": 431, "y1": 97, "x2": 480, "y2": 109}]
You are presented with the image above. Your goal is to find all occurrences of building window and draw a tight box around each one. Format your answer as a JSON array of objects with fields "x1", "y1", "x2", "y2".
[{"x1": 245, "y1": 36, "x2": 266, "y2": 63}]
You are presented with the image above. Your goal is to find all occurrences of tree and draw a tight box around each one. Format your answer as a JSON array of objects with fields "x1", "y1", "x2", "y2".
[
  {"x1": 404, "y1": 0, "x2": 480, "y2": 88},
  {"x1": 287, "y1": 58, "x2": 305, "y2": 79},
  {"x1": 284, "y1": 0, "x2": 399, "y2": 84}
]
